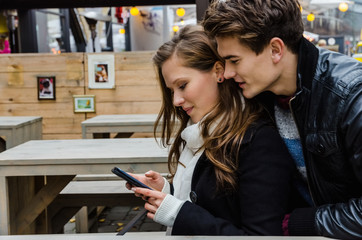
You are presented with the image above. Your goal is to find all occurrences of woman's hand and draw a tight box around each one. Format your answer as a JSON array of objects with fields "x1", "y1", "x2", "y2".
[
  {"x1": 126, "y1": 170, "x2": 165, "y2": 191},
  {"x1": 132, "y1": 187, "x2": 167, "y2": 220}
]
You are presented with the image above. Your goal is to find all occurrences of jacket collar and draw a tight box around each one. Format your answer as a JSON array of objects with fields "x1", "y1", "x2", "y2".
[{"x1": 296, "y1": 37, "x2": 319, "y2": 93}]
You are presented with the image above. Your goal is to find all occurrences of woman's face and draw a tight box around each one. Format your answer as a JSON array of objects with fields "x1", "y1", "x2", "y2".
[{"x1": 162, "y1": 55, "x2": 221, "y2": 123}]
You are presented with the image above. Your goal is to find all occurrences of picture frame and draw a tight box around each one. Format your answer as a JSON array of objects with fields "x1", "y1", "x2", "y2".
[
  {"x1": 73, "y1": 95, "x2": 96, "y2": 113},
  {"x1": 87, "y1": 54, "x2": 115, "y2": 89},
  {"x1": 37, "y1": 76, "x2": 56, "y2": 100}
]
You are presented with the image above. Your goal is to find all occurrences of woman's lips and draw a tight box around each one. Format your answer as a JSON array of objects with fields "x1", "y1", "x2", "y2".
[{"x1": 183, "y1": 107, "x2": 193, "y2": 115}]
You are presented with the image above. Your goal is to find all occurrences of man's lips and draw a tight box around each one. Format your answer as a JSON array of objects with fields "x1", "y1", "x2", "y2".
[{"x1": 238, "y1": 82, "x2": 246, "y2": 88}]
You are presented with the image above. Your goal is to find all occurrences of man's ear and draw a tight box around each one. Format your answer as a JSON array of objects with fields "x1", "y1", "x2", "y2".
[{"x1": 270, "y1": 37, "x2": 284, "y2": 63}]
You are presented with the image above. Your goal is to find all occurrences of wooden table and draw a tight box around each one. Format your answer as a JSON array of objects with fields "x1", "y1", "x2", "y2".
[
  {"x1": 0, "y1": 116, "x2": 42, "y2": 150},
  {"x1": 0, "y1": 138, "x2": 168, "y2": 235},
  {"x1": 81, "y1": 114, "x2": 159, "y2": 139}
]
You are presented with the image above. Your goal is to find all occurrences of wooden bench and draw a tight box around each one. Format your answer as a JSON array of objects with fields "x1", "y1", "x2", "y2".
[
  {"x1": 49, "y1": 178, "x2": 143, "y2": 233},
  {"x1": 53, "y1": 174, "x2": 169, "y2": 233}
]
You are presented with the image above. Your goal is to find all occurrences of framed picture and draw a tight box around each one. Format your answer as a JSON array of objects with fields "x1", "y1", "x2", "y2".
[
  {"x1": 73, "y1": 95, "x2": 96, "y2": 113},
  {"x1": 38, "y1": 76, "x2": 56, "y2": 100},
  {"x1": 87, "y1": 54, "x2": 115, "y2": 89}
]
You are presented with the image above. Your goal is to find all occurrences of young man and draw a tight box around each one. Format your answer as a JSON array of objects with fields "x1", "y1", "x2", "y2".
[{"x1": 202, "y1": 0, "x2": 362, "y2": 239}]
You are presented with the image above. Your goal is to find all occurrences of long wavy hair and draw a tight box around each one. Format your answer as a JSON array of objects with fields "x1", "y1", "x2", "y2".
[{"x1": 153, "y1": 25, "x2": 263, "y2": 191}]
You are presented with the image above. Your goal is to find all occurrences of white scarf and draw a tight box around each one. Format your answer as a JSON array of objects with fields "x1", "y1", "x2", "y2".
[{"x1": 172, "y1": 121, "x2": 205, "y2": 201}]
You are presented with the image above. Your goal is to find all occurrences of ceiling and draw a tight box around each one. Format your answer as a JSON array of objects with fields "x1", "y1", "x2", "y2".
[{"x1": 0, "y1": 0, "x2": 195, "y2": 9}]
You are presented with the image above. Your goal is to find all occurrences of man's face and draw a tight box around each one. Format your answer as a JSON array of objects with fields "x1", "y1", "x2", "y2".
[{"x1": 216, "y1": 36, "x2": 280, "y2": 99}]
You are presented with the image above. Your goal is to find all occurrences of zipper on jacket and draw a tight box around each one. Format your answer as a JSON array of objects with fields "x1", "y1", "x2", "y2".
[{"x1": 289, "y1": 95, "x2": 316, "y2": 207}]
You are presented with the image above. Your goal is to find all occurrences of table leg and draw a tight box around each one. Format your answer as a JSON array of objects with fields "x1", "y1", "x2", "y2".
[
  {"x1": 8, "y1": 176, "x2": 37, "y2": 234},
  {"x1": 0, "y1": 176, "x2": 9, "y2": 234}
]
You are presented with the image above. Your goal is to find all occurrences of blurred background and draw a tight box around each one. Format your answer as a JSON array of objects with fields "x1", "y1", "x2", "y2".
[{"x1": 0, "y1": 0, "x2": 361, "y2": 58}]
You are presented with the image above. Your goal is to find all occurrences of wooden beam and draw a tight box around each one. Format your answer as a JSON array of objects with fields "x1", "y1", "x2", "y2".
[
  {"x1": 1, "y1": 0, "x2": 195, "y2": 10},
  {"x1": 14, "y1": 175, "x2": 75, "y2": 234}
]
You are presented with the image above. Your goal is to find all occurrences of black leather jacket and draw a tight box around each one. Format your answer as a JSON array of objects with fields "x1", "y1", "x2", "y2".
[{"x1": 259, "y1": 38, "x2": 362, "y2": 239}]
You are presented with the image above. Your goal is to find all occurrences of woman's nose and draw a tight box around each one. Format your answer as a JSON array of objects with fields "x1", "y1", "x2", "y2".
[{"x1": 173, "y1": 92, "x2": 184, "y2": 107}]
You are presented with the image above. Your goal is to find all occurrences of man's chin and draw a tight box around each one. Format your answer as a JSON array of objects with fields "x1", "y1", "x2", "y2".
[{"x1": 240, "y1": 89, "x2": 256, "y2": 99}]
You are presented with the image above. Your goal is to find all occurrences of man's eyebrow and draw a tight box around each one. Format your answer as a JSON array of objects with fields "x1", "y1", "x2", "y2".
[{"x1": 223, "y1": 55, "x2": 238, "y2": 60}]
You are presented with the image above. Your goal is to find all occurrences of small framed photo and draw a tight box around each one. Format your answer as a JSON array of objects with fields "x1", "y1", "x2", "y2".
[
  {"x1": 87, "y1": 54, "x2": 115, "y2": 89},
  {"x1": 73, "y1": 95, "x2": 96, "y2": 113},
  {"x1": 38, "y1": 76, "x2": 56, "y2": 100}
]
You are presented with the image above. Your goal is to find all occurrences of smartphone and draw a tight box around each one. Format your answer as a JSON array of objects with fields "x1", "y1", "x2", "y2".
[{"x1": 111, "y1": 167, "x2": 152, "y2": 190}]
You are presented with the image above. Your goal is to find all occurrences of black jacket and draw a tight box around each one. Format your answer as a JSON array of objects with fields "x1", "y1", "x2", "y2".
[
  {"x1": 259, "y1": 38, "x2": 362, "y2": 239},
  {"x1": 171, "y1": 119, "x2": 296, "y2": 235}
]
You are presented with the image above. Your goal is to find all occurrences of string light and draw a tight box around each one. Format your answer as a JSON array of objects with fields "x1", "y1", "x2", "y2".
[
  {"x1": 119, "y1": 28, "x2": 126, "y2": 34},
  {"x1": 176, "y1": 8, "x2": 185, "y2": 17},
  {"x1": 307, "y1": 13, "x2": 315, "y2": 22},
  {"x1": 338, "y1": 2, "x2": 348, "y2": 12},
  {"x1": 172, "y1": 25, "x2": 180, "y2": 32},
  {"x1": 130, "y1": 7, "x2": 139, "y2": 16}
]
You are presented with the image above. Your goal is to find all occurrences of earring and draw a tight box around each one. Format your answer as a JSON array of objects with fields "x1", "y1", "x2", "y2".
[{"x1": 218, "y1": 78, "x2": 224, "y2": 83}]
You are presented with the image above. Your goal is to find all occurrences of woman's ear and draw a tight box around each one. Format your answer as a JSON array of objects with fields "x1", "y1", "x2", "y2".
[
  {"x1": 214, "y1": 61, "x2": 225, "y2": 82},
  {"x1": 270, "y1": 37, "x2": 284, "y2": 63}
]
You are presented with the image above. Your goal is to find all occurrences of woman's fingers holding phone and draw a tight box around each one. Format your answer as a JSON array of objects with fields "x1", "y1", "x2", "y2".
[
  {"x1": 132, "y1": 187, "x2": 166, "y2": 205},
  {"x1": 127, "y1": 170, "x2": 164, "y2": 191},
  {"x1": 133, "y1": 189, "x2": 167, "y2": 220},
  {"x1": 144, "y1": 170, "x2": 165, "y2": 191},
  {"x1": 144, "y1": 200, "x2": 158, "y2": 220}
]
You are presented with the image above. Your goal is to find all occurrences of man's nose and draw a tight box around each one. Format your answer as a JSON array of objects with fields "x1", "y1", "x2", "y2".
[{"x1": 224, "y1": 64, "x2": 236, "y2": 79}]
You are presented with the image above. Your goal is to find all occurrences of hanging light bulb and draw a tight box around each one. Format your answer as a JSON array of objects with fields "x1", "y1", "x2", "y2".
[
  {"x1": 338, "y1": 2, "x2": 348, "y2": 12},
  {"x1": 180, "y1": 19, "x2": 185, "y2": 25},
  {"x1": 307, "y1": 13, "x2": 315, "y2": 22},
  {"x1": 119, "y1": 28, "x2": 126, "y2": 34},
  {"x1": 176, "y1": 8, "x2": 185, "y2": 17},
  {"x1": 130, "y1": 7, "x2": 139, "y2": 16},
  {"x1": 173, "y1": 25, "x2": 180, "y2": 32}
]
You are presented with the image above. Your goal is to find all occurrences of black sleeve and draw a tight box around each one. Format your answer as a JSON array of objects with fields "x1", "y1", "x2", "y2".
[
  {"x1": 172, "y1": 125, "x2": 295, "y2": 235},
  {"x1": 289, "y1": 81, "x2": 362, "y2": 240}
]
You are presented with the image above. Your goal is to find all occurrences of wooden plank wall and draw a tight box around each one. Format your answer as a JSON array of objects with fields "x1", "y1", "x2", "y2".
[{"x1": 0, "y1": 52, "x2": 161, "y2": 140}]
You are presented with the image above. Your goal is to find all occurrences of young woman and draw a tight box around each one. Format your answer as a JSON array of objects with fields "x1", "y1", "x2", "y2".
[{"x1": 129, "y1": 24, "x2": 295, "y2": 236}]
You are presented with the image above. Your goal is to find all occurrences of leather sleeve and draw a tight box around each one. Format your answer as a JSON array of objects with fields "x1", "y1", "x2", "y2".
[
  {"x1": 315, "y1": 197, "x2": 362, "y2": 239},
  {"x1": 290, "y1": 79, "x2": 362, "y2": 239},
  {"x1": 315, "y1": 79, "x2": 362, "y2": 239}
]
